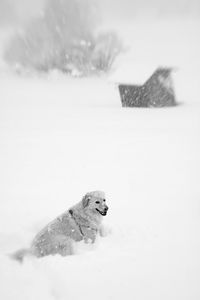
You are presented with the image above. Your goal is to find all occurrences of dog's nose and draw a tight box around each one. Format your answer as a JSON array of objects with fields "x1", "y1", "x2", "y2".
[{"x1": 105, "y1": 206, "x2": 109, "y2": 211}]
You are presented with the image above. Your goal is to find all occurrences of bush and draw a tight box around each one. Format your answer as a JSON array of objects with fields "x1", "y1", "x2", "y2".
[
  {"x1": 4, "y1": 0, "x2": 122, "y2": 76},
  {"x1": 92, "y1": 32, "x2": 122, "y2": 72}
]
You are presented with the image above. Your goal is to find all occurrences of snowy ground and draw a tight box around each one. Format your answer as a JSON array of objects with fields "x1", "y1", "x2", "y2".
[{"x1": 0, "y1": 18, "x2": 200, "y2": 300}]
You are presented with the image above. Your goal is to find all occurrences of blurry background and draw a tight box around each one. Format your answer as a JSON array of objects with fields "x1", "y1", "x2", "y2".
[
  {"x1": 0, "y1": 1, "x2": 200, "y2": 300},
  {"x1": 100, "y1": 0, "x2": 200, "y2": 19},
  {"x1": 0, "y1": 0, "x2": 200, "y2": 27},
  {"x1": 1, "y1": 0, "x2": 200, "y2": 76},
  {"x1": 0, "y1": 0, "x2": 44, "y2": 26}
]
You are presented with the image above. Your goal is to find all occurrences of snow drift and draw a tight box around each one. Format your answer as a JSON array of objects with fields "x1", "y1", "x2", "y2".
[{"x1": 0, "y1": 16, "x2": 200, "y2": 300}]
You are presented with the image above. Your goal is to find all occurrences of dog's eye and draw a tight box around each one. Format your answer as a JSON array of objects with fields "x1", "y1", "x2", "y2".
[
  {"x1": 95, "y1": 201, "x2": 100, "y2": 204},
  {"x1": 103, "y1": 199, "x2": 106, "y2": 202}
]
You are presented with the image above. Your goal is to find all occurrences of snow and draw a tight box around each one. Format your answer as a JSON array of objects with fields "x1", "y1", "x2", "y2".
[{"x1": 0, "y1": 17, "x2": 200, "y2": 300}]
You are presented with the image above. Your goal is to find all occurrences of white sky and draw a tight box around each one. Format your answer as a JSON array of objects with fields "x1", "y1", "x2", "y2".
[
  {"x1": 100, "y1": 0, "x2": 200, "y2": 19},
  {"x1": 0, "y1": 0, "x2": 199, "y2": 27}
]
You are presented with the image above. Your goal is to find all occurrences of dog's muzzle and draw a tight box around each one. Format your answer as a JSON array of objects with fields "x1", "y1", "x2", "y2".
[{"x1": 96, "y1": 206, "x2": 109, "y2": 216}]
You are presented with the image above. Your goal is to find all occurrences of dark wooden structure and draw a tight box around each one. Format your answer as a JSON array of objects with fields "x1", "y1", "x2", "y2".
[{"x1": 118, "y1": 67, "x2": 176, "y2": 107}]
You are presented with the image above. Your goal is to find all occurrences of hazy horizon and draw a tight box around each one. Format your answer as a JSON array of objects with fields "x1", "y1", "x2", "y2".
[{"x1": 0, "y1": 0, "x2": 200, "y2": 28}]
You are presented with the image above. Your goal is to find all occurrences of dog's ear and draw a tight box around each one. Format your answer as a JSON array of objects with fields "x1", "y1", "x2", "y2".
[{"x1": 82, "y1": 195, "x2": 91, "y2": 208}]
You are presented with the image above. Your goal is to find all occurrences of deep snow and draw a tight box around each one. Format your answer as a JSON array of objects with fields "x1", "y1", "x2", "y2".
[{"x1": 0, "y1": 18, "x2": 200, "y2": 300}]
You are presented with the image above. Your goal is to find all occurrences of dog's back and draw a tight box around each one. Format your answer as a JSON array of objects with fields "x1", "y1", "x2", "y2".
[{"x1": 31, "y1": 211, "x2": 84, "y2": 257}]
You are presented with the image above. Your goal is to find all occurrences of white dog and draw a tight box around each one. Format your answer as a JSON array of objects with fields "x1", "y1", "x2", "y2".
[{"x1": 11, "y1": 191, "x2": 109, "y2": 262}]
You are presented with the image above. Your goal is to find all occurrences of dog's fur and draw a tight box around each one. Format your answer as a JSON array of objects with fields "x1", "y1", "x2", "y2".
[{"x1": 11, "y1": 191, "x2": 108, "y2": 262}]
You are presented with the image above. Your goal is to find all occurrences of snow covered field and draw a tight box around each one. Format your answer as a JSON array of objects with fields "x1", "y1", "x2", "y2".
[{"x1": 0, "y1": 18, "x2": 200, "y2": 300}]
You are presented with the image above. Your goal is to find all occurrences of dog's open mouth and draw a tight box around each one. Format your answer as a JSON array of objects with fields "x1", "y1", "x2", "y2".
[{"x1": 96, "y1": 208, "x2": 107, "y2": 216}]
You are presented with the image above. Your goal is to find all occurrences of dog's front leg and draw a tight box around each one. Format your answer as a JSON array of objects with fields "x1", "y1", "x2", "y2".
[{"x1": 82, "y1": 227, "x2": 97, "y2": 244}]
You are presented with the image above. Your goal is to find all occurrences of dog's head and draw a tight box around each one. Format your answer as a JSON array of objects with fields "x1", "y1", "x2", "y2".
[{"x1": 82, "y1": 191, "x2": 109, "y2": 216}]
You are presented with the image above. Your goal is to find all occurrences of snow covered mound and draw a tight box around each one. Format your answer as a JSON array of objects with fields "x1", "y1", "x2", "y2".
[{"x1": 0, "y1": 18, "x2": 200, "y2": 300}]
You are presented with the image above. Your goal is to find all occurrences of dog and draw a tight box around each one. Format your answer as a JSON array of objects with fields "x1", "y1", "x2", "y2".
[{"x1": 11, "y1": 191, "x2": 109, "y2": 262}]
